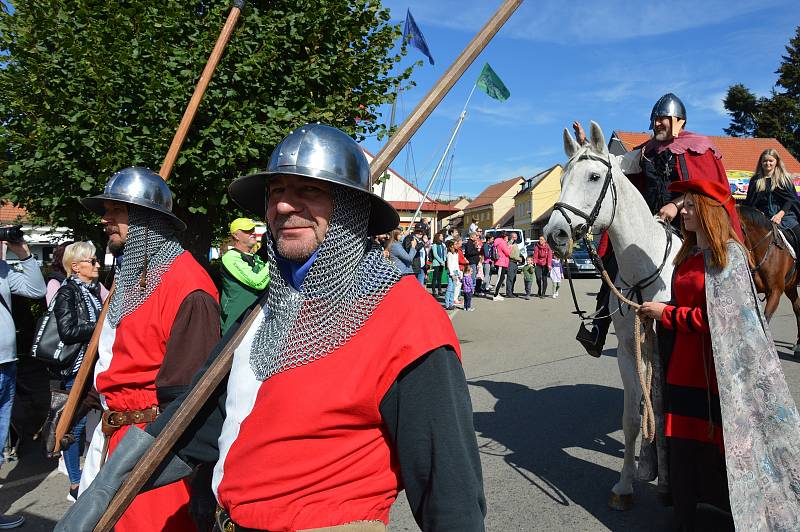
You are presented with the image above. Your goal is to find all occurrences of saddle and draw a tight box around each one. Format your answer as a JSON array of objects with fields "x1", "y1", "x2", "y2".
[{"x1": 776, "y1": 226, "x2": 798, "y2": 261}]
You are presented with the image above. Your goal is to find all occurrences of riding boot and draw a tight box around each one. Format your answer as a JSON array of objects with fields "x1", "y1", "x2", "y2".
[{"x1": 576, "y1": 252, "x2": 617, "y2": 358}]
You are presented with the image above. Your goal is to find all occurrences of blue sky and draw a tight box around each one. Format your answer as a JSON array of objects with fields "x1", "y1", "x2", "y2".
[{"x1": 362, "y1": 0, "x2": 799, "y2": 201}]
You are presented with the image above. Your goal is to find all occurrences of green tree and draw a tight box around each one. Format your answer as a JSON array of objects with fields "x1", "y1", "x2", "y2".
[
  {"x1": 722, "y1": 84, "x2": 758, "y2": 137},
  {"x1": 0, "y1": 0, "x2": 415, "y2": 261},
  {"x1": 723, "y1": 26, "x2": 800, "y2": 158}
]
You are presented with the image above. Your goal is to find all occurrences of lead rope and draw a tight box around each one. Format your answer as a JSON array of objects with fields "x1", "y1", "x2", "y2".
[{"x1": 599, "y1": 268, "x2": 657, "y2": 442}]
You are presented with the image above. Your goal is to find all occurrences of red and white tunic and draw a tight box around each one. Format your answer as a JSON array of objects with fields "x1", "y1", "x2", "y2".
[
  {"x1": 80, "y1": 252, "x2": 219, "y2": 532},
  {"x1": 212, "y1": 276, "x2": 460, "y2": 530}
]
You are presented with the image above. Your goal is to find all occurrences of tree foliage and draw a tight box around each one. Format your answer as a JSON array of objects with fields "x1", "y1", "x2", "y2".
[
  {"x1": 723, "y1": 26, "x2": 800, "y2": 158},
  {"x1": 0, "y1": 0, "x2": 415, "y2": 261}
]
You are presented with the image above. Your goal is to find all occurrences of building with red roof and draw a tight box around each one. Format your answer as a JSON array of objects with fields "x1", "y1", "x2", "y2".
[
  {"x1": 462, "y1": 176, "x2": 526, "y2": 229},
  {"x1": 362, "y1": 149, "x2": 458, "y2": 233}
]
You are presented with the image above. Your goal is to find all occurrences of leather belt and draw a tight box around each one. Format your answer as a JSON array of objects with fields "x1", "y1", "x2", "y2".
[
  {"x1": 101, "y1": 405, "x2": 160, "y2": 437},
  {"x1": 99, "y1": 405, "x2": 159, "y2": 465},
  {"x1": 214, "y1": 507, "x2": 386, "y2": 532}
]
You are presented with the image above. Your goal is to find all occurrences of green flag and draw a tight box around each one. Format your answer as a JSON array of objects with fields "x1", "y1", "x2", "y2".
[{"x1": 476, "y1": 63, "x2": 510, "y2": 102}]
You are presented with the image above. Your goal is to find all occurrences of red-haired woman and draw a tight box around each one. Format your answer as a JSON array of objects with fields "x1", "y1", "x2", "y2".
[{"x1": 638, "y1": 179, "x2": 800, "y2": 531}]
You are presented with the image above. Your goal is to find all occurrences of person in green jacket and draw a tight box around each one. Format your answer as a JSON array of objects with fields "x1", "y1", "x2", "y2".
[
  {"x1": 220, "y1": 218, "x2": 270, "y2": 333},
  {"x1": 522, "y1": 256, "x2": 535, "y2": 300}
]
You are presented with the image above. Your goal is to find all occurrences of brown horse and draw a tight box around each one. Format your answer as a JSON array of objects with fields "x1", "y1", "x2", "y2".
[{"x1": 737, "y1": 205, "x2": 800, "y2": 355}]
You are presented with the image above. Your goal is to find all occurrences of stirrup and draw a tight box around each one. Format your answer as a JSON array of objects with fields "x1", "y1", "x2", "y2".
[{"x1": 576, "y1": 323, "x2": 603, "y2": 358}]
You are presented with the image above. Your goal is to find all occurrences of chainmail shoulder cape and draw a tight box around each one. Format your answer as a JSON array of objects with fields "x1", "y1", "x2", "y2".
[
  {"x1": 705, "y1": 242, "x2": 800, "y2": 531},
  {"x1": 107, "y1": 206, "x2": 184, "y2": 328},
  {"x1": 249, "y1": 186, "x2": 402, "y2": 381}
]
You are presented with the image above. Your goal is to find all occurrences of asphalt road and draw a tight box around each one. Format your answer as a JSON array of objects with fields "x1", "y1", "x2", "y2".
[{"x1": 3, "y1": 276, "x2": 800, "y2": 531}]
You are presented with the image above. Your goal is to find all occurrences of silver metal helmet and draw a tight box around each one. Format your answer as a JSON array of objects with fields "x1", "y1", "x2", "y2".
[
  {"x1": 650, "y1": 93, "x2": 686, "y2": 129},
  {"x1": 80, "y1": 166, "x2": 186, "y2": 231},
  {"x1": 228, "y1": 123, "x2": 399, "y2": 235}
]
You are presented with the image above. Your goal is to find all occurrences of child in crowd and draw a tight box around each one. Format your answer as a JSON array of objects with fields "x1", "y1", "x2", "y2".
[
  {"x1": 550, "y1": 256, "x2": 563, "y2": 298},
  {"x1": 444, "y1": 240, "x2": 460, "y2": 310},
  {"x1": 522, "y1": 256, "x2": 536, "y2": 300},
  {"x1": 475, "y1": 257, "x2": 485, "y2": 295},
  {"x1": 462, "y1": 265, "x2": 475, "y2": 311}
]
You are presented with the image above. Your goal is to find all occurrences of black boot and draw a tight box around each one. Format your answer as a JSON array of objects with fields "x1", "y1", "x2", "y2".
[{"x1": 576, "y1": 323, "x2": 603, "y2": 358}]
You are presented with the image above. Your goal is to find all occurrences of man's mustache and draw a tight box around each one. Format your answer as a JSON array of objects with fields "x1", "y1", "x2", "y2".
[
  {"x1": 105, "y1": 226, "x2": 120, "y2": 236},
  {"x1": 273, "y1": 216, "x2": 314, "y2": 231}
]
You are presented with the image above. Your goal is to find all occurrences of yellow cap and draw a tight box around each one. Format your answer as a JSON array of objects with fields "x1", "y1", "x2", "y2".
[{"x1": 230, "y1": 218, "x2": 256, "y2": 234}]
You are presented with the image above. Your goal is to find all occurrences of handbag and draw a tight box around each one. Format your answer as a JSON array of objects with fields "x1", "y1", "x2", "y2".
[
  {"x1": 27, "y1": 295, "x2": 82, "y2": 368},
  {"x1": 41, "y1": 388, "x2": 69, "y2": 458}
]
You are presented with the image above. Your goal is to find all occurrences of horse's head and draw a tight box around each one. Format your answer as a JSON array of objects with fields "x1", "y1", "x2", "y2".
[{"x1": 544, "y1": 121, "x2": 616, "y2": 258}]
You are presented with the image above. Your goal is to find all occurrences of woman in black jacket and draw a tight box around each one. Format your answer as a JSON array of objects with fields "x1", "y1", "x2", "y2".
[
  {"x1": 743, "y1": 148, "x2": 800, "y2": 245},
  {"x1": 53, "y1": 241, "x2": 103, "y2": 502}
]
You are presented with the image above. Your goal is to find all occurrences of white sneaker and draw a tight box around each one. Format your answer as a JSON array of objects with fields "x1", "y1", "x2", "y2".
[
  {"x1": 494, "y1": 294, "x2": 504, "y2": 301},
  {"x1": 553, "y1": 292, "x2": 559, "y2": 298}
]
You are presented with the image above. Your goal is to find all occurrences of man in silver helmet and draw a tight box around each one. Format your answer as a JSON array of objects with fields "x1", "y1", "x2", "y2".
[
  {"x1": 57, "y1": 125, "x2": 485, "y2": 532},
  {"x1": 571, "y1": 93, "x2": 742, "y2": 358},
  {"x1": 65, "y1": 167, "x2": 221, "y2": 532}
]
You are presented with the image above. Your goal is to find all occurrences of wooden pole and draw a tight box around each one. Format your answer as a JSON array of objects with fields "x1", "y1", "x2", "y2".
[
  {"x1": 369, "y1": 0, "x2": 523, "y2": 183},
  {"x1": 52, "y1": 1, "x2": 245, "y2": 455},
  {"x1": 94, "y1": 1, "x2": 522, "y2": 529},
  {"x1": 159, "y1": 1, "x2": 244, "y2": 180}
]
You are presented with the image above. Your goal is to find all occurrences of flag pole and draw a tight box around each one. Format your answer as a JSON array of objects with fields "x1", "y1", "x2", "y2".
[
  {"x1": 408, "y1": 83, "x2": 476, "y2": 228},
  {"x1": 379, "y1": 87, "x2": 400, "y2": 199}
]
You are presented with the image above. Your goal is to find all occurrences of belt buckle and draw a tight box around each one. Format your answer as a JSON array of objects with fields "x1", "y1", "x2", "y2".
[{"x1": 105, "y1": 411, "x2": 124, "y2": 428}]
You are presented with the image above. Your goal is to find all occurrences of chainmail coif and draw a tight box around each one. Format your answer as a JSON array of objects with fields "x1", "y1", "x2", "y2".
[
  {"x1": 249, "y1": 185, "x2": 402, "y2": 381},
  {"x1": 107, "y1": 206, "x2": 184, "y2": 328}
]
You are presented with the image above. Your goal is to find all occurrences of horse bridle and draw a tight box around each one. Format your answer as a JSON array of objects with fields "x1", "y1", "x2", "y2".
[{"x1": 553, "y1": 152, "x2": 617, "y2": 242}]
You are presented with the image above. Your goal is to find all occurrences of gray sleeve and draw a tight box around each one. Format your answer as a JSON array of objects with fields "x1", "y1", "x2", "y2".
[
  {"x1": 380, "y1": 347, "x2": 486, "y2": 531},
  {"x1": 7, "y1": 257, "x2": 46, "y2": 299}
]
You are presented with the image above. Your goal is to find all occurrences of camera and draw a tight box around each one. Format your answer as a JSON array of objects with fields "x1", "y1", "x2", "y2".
[{"x1": 0, "y1": 225, "x2": 25, "y2": 243}]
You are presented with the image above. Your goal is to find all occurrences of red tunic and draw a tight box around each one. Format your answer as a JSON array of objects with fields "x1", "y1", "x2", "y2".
[
  {"x1": 90, "y1": 252, "x2": 219, "y2": 532},
  {"x1": 213, "y1": 276, "x2": 461, "y2": 531},
  {"x1": 660, "y1": 252, "x2": 723, "y2": 449}
]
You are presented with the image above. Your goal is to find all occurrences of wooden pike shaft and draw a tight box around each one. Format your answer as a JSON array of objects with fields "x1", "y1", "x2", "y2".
[
  {"x1": 52, "y1": 3, "x2": 245, "y2": 455},
  {"x1": 95, "y1": 1, "x2": 521, "y2": 529},
  {"x1": 369, "y1": 0, "x2": 523, "y2": 182},
  {"x1": 159, "y1": 4, "x2": 243, "y2": 180}
]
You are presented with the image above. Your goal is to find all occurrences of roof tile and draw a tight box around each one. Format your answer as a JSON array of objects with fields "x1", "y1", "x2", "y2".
[{"x1": 465, "y1": 176, "x2": 525, "y2": 210}]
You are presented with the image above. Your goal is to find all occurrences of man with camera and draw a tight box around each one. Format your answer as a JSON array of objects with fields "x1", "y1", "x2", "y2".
[
  {"x1": 0, "y1": 226, "x2": 46, "y2": 529},
  {"x1": 404, "y1": 222, "x2": 429, "y2": 285}
]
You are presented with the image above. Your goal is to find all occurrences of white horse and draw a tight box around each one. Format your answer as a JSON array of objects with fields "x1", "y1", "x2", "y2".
[{"x1": 543, "y1": 122, "x2": 680, "y2": 510}]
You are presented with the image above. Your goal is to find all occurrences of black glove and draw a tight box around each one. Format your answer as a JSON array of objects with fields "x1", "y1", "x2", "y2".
[{"x1": 55, "y1": 426, "x2": 192, "y2": 531}]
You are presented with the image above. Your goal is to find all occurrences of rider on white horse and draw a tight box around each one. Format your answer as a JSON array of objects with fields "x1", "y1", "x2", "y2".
[{"x1": 574, "y1": 93, "x2": 743, "y2": 358}]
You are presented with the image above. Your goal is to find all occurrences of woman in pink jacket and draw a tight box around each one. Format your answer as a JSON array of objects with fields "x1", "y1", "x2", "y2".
[
  {"x1": 532, "y1": 236, "x2": 553, "y2": 297},
  {"x1": 492, "y1": 232, "x2": 511, "y2": 300}
]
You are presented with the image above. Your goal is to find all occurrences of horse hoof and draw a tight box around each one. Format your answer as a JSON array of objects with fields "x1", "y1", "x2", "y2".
[{"x1": 608, "y1": 492, "x2": 633, "y2": 511}]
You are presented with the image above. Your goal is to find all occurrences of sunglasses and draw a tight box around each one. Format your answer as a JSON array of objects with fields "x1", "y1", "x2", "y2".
[{"x1": 78, "y1": 258, "x2": 99, "y2": 266}]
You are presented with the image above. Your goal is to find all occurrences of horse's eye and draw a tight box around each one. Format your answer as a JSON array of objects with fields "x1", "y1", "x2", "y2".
[{"x1": 589, "y1": 172, "x2": 601, "y2": 182}]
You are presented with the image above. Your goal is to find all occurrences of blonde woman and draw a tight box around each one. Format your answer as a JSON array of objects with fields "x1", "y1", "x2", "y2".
[
  {"x1": 743, "y1": 148, "x2": 800, "y2": 237},
  {"x1": 53, "y1": 241, "x2": 105, "y2": 501}
]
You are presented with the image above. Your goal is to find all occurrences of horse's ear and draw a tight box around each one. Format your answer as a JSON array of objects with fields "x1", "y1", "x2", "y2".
[
  {"x1": 563, "y1": 128, "x2": 580, "y2": 158},
  {"x1": 589, "y1": 121, "x2": 608, "y2": 156}
]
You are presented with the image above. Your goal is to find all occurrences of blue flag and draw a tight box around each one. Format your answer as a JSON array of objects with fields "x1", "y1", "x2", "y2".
[{"x1": 403, "y1": 9, "x2": 434, "y2": 65}]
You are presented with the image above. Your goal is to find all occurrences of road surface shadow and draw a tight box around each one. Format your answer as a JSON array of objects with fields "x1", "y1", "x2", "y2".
[{"x1": 470, "y1": 379, "x2": 734, "y2": 531}]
